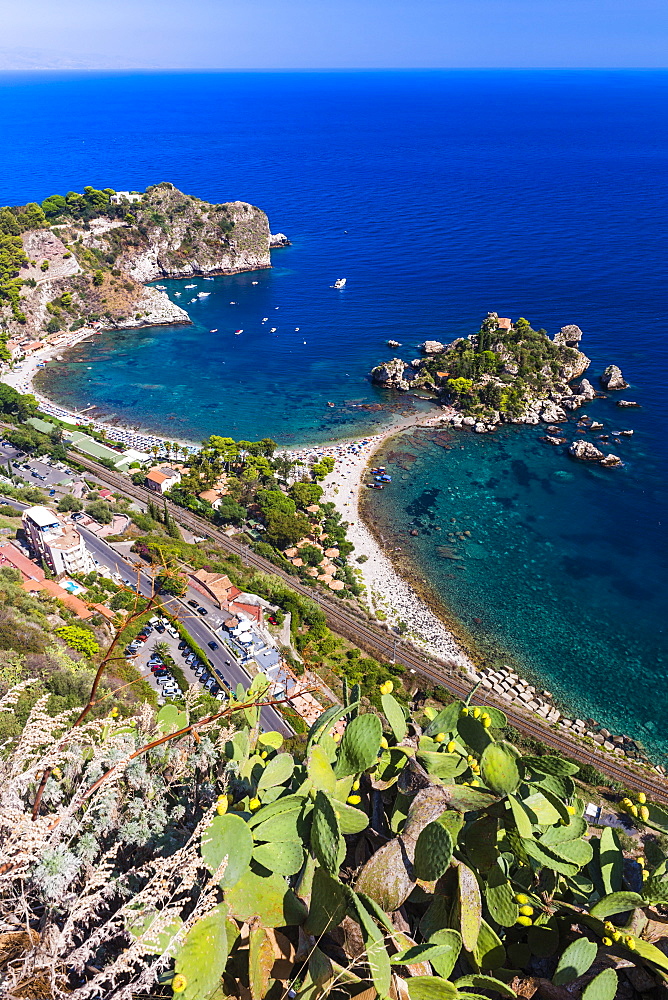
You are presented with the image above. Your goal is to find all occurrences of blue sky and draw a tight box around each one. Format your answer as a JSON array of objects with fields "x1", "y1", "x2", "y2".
[{"x1": 1, "y1": 0, "x2": 667, "y2": 69}]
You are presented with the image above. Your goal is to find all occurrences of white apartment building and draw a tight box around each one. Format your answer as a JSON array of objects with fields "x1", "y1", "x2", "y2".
[{"x1": 22, "y1": 505, "x2": 94, "y2": 577}]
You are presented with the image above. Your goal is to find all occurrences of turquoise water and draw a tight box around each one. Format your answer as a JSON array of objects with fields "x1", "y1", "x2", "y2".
[
  {"x1": 366, "y1": 409, "x2": 668, "y2": 759},
  {"x1": 2, "y1": 69, "x2": 667, "y2": 755}
]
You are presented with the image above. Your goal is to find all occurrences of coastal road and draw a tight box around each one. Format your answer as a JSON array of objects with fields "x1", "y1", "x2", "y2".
[
  {"x1": 0, "y1": 495, "x2": 289, "y2": 735},
  {"x1": 64, "y1": 450, "x2": 668, "y2": 803}
]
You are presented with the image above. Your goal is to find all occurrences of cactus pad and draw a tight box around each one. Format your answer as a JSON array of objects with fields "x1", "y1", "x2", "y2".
[
  {"x1": 334, "y1": 712, "x2": 383, "y2": 776},
  {"x1": 414, "y1": 821, "x2": 453, "y2": 881},
  {"x1": 552, "y1": 937, "x2": 597, "y2": 985},
  {"x1": 200, "y1": 813, "x2": 253, "y2": 888}
]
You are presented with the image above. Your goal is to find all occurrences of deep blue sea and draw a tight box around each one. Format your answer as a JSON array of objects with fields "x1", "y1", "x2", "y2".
[{"x1": 1, "y1": 70, "x2": 667, "y2": 756}]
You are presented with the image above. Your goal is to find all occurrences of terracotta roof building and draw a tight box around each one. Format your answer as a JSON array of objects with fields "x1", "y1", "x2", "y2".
[
  {"x1": 145, "y1": 467, "x2": 181, "y2": 494},
  {"x1": 497, "y1": 317, "x2": 512, "y2": 330}
]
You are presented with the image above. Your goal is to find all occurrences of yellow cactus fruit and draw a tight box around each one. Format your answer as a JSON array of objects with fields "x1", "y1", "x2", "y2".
[
  {"x1": 462, "y1": 781, "x2": 470, "y2": 786},
  {"x1": 461, "y1": 706, "x2": 469, "y2": 716},
  {"x1": 603, "y1": 921, "x2": 615, "y2": 933},
  {"x1": 261, "y1": 750, "x2": 268, "y2": 759},
  {"x1": 110, "y1": 706, "x2": 119, "y2": 718},
  {"x1": 332, "y1": 732, "x2": 341, "y2": 742},
  {"x1": 602, "y1": 937, "x2": 612, "y2": 947},
  {"x1": 347, "y1": 794, "x2": 361, "y2": 805},
  {"x1": 566, "y1": 805, "x2": 576, "y2": 815},
  {"x1": 630, "y1": 804, "x2": 639, "y2": 818},
  {"x1": 447, "y1": 740, "x2": 457, "y2": 753},
  {"x1": 626, "y1": 936, "x2": 636, "y2": 950},
  {"x1": 384, "y1": 680, "x2": 394, "y2": 694},
  {"x1": 620, "y1": 797, "x2": 633, "y2": 809},
  {"x1": 467, "y1": 754, "x2": 474, "y2": 763},
  {"x1": 249, "y1": 797, "x2": 261, "y2": 811},
  {"x1": 642, "y1": 869, "x2": 650, "y2": 880},
  {"x1": 52, "y1": 766, "x2": 62, "y2": 780},
  {"x1": 472, "y1": 706, "x2": 481, "y2": 719},
  {"x1": 216, "y1": 797, "x2": 228, "y2": 816},
  {"x1": 380, "y1": 737, "x2": 389, "y2": 750},
  {"x1": 637, "y1": 855, "x2": 645, "y2": 866},
  {"x1": 434, "y1": 732, "x2": 446, "y2": 743},
  {"x1": 519, "y1": 905, "x2": 534, "y2": 917},
  {"x1": 640, "y1": 806, "x2": 649, "y2": 822},
  {"x1": 470, "y1": 779, "x2": 480, "y2": 787},
  {"x1": 352, "y1": 779, "x2": 360, "y2": 791},
  {"x1": 482, "y1": 717, "x2": 492, "y2": 728},
  {"x1": 514, "y1": 893, "x2": 529, "y2": 905},
  {"x1": 516, "y1": 916, "x2": 533, "y2": 927},
  {"x1": 612, "y1": 931, "x2": 623, "y2": 943},
  {"x1": 637, "y1": 792, "x2": 647, "y2": 805},
  {"x1": 172, "y1": 974, "x2": 188, "y2": 993}
]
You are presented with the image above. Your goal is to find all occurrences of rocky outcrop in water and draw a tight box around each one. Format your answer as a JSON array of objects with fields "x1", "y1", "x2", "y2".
[
  {"x1": 569, "y1": 440, "x2": 605, "y2": 461},
  {"x1": 601, "y1": 364, "x2": 628, "y2": 390},
  {"x1": 420, "y1": 340, "x2": 445, "y2": 354},
  {"x1": 370, "y1": 358, "x2": 414, "y2": 391},
  {"x1": 553, "y1": 324, "x2": 583, "y2": 347}
]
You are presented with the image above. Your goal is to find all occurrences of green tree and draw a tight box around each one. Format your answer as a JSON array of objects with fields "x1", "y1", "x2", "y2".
[
  {"x1": 92, "y1": 270, "x2": 105, "y2": 287},
  {"x1": 289, "y1": 482, "x2": 323, "y2": 510},
  {"x1": 57, "y1": 495, "x2": 83, "y2": 513},
  {"x1": 156, "y1": 570, "x2": 188, "y2": 596},
  {"x1": 85, "y1": 500, "x2": 113, "y2": 524},
  {"x1": 264, "y1": 511, "x2": 310, "y2": 549}
]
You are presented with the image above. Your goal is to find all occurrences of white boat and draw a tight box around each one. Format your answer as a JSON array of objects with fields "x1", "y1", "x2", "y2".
[
  {"x1": 174, "y1": 292, "x2": 181, "y2": 297},
  {"x1": 262, "y1": 317, "x2": 269, "y2": 322},
  {"x1": 270, "y1": 327, "x2": 277, "y2": 333},
  {"x1": 295, "y1": 327, "x2": 300, "y2": 331},
  {"x1": 204, "y1": 277, "x2": 214, "y2": 280},
  {"x1": 332, "y1": 278, "x2": 347, "y2": 289},
  {"x1": 198, "y1": 292, "x2": 210, "y2": 297},
  {"x1": 210, "y1": 329, "x2": 218, "y2": 333},
  {"x1": 185, "y1": 284, "x2": 197, "y2": 289},
  {"x1": 252, "y1": 281, "x2": 258, "y2": 285},
  {"x1": 190, "y1": 298, "x2": 197, "y2": 303},
  {"x1": 235, "y1": 329, "x2": 243, "y2": 335},
  {"x1": 155, "y1": 284, "x2": 166, "y2": 290}
]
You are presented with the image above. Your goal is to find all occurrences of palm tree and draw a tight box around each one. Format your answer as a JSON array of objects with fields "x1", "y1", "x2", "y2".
[
  {"x1": 164, "y1": 441, "x2": 172, "y2": 461},
  {"x1": 152, "y1": 640, "x2": 171, "y2": 660}
]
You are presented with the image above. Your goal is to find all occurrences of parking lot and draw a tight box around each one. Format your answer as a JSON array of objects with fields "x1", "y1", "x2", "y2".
[
  {"x1": 126, "y1": 616, "x2": 229, "y2": 704},
  {"x1": 0, "y1": 440, "x2": 75, "y2": 491}
]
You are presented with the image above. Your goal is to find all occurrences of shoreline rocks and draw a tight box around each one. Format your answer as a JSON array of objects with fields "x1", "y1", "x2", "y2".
[{"x1": 569, "y1": 440, "x2": 605, "y2": 462}]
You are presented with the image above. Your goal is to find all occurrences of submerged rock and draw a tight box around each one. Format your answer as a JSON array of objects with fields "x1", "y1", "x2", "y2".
[
  {"x1": 616, "y1": 399, "x2": 640, "y2": 408},
  {"x1": 387, "y1": 339, "x2": 402, "y2": 348},
  {"x1": 601, "y1": 364, "x2": 628, "y2": 390},
  {"x1": 600, "y1": 453, "x2": 623, "y2": 467}
]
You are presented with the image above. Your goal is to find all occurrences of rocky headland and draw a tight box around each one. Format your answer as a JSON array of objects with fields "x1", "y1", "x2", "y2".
[
  {"x1": 0, "y1": 182, "x2": 286, "y2": 346},
  {"x1": 371, "y1": 312, "x2": 632, "y2": 469}
]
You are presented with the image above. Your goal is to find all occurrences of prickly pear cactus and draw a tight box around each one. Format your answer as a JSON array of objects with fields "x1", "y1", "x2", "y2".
[{"x1": 133, "y1": 682, "x2": 668, "y2": 1000}]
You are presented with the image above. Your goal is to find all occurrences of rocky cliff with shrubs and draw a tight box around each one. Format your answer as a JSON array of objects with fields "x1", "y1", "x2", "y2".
[{"x1": 0, "y1": 182, "x2": 285, "y2": 342}]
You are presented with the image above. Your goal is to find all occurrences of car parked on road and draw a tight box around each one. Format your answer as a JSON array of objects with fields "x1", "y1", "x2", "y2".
[
  {"x1": 197, "y1": 607, "x2": 208, "y2": 615},
  {"x1": 187, "y1": 599, "x2": 199, "y2": 608},
  {"x1": 208, "y1": 640, "x2": 219, "y2": 650}
]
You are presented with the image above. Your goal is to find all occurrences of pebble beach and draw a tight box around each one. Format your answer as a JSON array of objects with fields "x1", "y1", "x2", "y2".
[{"x1": 294, "y1": 413, "x2": 475, "y2": 672}]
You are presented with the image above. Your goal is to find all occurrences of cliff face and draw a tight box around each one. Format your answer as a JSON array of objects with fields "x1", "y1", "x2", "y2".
[{"x1": 0, "y1": 183, "x2": 283, "y2": 342}]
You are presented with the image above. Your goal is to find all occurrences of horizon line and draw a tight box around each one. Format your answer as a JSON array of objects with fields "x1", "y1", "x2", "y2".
[{"x1": 2, "y1": 66, "x2": 668, "y2": 73}]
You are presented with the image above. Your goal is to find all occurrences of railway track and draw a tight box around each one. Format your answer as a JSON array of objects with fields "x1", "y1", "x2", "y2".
[{"x1": 71, "y1": 451, "x2": 668, "y2": 802}]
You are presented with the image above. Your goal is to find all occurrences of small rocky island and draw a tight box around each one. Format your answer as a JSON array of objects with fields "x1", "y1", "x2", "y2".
[
  {"x1": 371, "y1": 312, "x2": 630, "y2": 468},
  {"x1": 0, "y1": 182, "x2": 287, "y2": 344}
]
